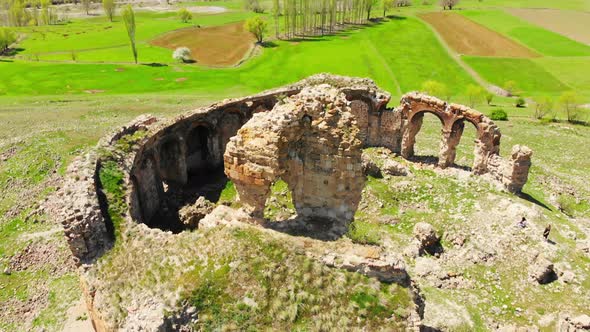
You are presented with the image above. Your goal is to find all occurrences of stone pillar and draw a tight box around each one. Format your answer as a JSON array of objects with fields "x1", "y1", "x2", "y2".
[
  {"x1": 438, "y1": 121, "x2": 464, "y2": 168},
  {"x1": 234, "y1": 181, "x2": 271, "y2": 218},
  {"x1": 472, "y1": 139, "x2": 488, "y2": 174},
  {"x1": 401, "y1": 114, "x2": 424, "y2": 158},
  {"x1": 504, "y1": 145, "x2": 533, "y2": 193}
]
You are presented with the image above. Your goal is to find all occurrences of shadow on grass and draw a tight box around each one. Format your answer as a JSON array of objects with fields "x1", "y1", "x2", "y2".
[
  {"x1": 0, "y1": 59, "x2": 14, "y2": 63},
  {"x1": 261, "y1": 41, "x2": 278, "y2": 48},
  {"x1": 142, "y1": 62, "x2": 168, "y2": 67},
  {"x1": 2, "y1": 48, "x2": 25, "y2": 56},
  {"x1": 278, "y1": 18, "x2": 389, "y2": 44},
  {"x1": 386, "y1": 15, "x2": 407, "y2": 20},
  {"x1": 518, "y1": 192, "x2": 553, "y2": 211}
]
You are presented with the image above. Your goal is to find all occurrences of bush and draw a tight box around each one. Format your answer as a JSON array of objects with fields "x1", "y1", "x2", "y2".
[
  {"x1": 178, "y1": 8, "x2": 192, "y2": 23},
  {"x1": 490, "y1": 109, "x2": 508, "y2": 121},
  {"x1": 173, "y1": 47, "x2": 192, "y2": 63},
  {"x1": 244, "y1": 16, "x2": 268, "y2": 44},
  {"x1": 515, "y1": 97, "x2": 526, "y2": 108},
  {"x1": 0, "y1": 28, "x2": 17, "y2": 55}
]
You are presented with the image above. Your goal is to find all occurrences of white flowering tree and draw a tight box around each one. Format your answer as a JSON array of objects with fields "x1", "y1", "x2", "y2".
[{"x1": 173, "y1": 47, "x2": 192, "y2": 63}]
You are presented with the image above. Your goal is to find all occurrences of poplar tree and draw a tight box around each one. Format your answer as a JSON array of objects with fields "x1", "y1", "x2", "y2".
[{"x1": 122, "y1": 5, "x2": 137, "y2": 64}]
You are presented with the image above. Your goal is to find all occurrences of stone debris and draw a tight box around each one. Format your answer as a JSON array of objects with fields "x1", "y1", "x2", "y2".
[
  {"x1": 558, "y1": 313, "x2": 590, "y2": 331},
  {"x1": 382, "y1": 159, "x2": 411, "y2": 177},
  {"x1": 413, "y1": 222, "x2": 440, "y2": 252},
  {"x1": 528, "y1": 255, "x2": 558, "y2": 284},
  {"x1": 178, "y1": 196, "x2": 214, "y2": 229},
  {"x1": 361, "y1": 153, "x2": 382, "y2": 178}
]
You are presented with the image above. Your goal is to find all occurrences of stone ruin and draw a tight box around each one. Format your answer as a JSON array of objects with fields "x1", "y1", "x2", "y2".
[{"x1": 55, "y1": 74, "x2": 533, "y2": 330}]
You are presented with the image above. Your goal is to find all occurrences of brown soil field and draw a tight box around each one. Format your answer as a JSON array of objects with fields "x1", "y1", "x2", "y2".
[
  {"x1": 419, "y1": 12, "x2": 539, "y2": 58},
  {"x1": 151, "y1": 22, "x2": 255, "y2": 67},
  {"x1": 509, "y1": 8, "x2": 590, "y2": 45}
]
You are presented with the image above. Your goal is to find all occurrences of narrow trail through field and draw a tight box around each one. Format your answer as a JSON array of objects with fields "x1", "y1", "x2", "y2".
[{"x1": 418, "y1": 16, "x2": 504, "y2": 96}]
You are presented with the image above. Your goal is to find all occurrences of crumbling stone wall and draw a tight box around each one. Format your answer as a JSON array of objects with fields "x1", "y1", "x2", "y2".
[{"x1": 224, "y1": 85, "x2": 365, "y2": 223}]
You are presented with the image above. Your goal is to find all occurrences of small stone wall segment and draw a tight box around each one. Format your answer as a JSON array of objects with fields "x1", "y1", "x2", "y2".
[
  {"x1": 60, "y1": 152, "x2": 110, "y2": 265},
  {"x1": 59, "y1": 115, "x2": 156, "y2": 264},
  {"x1": 224, "y1": 85, "x2": 365, "y2": 223}
]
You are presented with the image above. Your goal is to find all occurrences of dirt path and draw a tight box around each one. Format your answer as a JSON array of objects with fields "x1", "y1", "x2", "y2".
[
  {"x1": 418, "y1": 16, "x2": 509, "y2": 97},
  {"x1": 62, "y1": 298, "x2": 94, "y2": 332}
]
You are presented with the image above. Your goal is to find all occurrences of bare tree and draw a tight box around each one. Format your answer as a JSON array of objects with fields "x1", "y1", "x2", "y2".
[
  {"x1": 559, "y1": 91, "x2": 579, "y2": 123},
  {"x1": 102, "y1": 0, "x2": 115, "y2": 22}
]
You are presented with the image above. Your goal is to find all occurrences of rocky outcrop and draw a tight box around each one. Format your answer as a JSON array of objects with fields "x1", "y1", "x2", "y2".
[{"x1": 528, "y1": 255, "x2": 558, "y2": 284}]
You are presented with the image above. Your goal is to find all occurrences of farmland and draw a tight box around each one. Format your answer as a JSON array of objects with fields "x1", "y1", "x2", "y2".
[{"x1": 1, "y1": 0, "x2": 590, "y2": 330}]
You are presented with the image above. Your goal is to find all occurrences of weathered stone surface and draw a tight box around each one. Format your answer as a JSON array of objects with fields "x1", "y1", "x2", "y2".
[
  {"x1": 399, "y1": 92, "x2": 531, "y2": 192},
  {"x1": 528, "y1": 255, "x2": 558, "y2": 284},
  {"x1": 178, "y1": 196, "x2": 214, "y2": 229},
  {"x1": 558, "y1": 313, "x2": 590, "y2": 331},
  {"x1": 413, "y1": 222, "x2": 439, "y2": 248},
  {"x1": 382, "y1": 159, "x2": 411, "y2": 176},
  {"x1": 224, "y1": 85, "x2": 365, "y2": 225},
  {"x1": 53, "y1": 74, "x2": 535, "y2": 331},
  {"x1": 362, "y1": 153, "x2": 382, "y2": 178}
]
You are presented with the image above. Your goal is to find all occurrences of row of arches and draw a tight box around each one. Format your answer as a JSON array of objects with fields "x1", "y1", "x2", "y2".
[{"x1": 399, "y1": 94, "x2": 501, "y2": 174}]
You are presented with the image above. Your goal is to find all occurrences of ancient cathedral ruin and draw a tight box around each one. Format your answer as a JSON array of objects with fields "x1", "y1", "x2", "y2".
[{"x1": 57, "y1": 74, "x2": 532, "y2": 330}]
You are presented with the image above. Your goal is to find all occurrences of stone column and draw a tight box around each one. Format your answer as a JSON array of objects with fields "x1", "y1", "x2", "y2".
[
  {"x1": 401, "y1": 114, "x2": 424, "y2": 158},
  {"x1": 504, "y1": 145, "x2": 533, "y2": 193},
  {"x1": 438, "y1": 121, "x2": 464, "y2": 168},
  {"x1": 234, "y1": 181, "x2": 271, "y2": 218}
]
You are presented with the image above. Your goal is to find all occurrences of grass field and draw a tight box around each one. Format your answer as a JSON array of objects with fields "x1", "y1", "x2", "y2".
[
  {"x1": 419, "y1": 12, "x2": 537, "y2": 58},
  {"x1": 151, "y1": 21, "x2": 254, "y2": 66},
  {"x1": 463, "y1": 56, "x2": 576, "y2": 97},
  {"x1": 508, "y1": 8, "x2": 590, "y2": 46},
  {"x1": 14, "y1": 10, "x2": 254, "y2": 63},
  {"x1": 460, "y1": 10, "x2": 590, "y2": 57},
  {"x1": 0, "y1": 16, "x2": 477, "y2": 99}
]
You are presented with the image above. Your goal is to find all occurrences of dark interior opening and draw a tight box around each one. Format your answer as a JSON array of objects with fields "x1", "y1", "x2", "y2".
[
  {"x1": 186, "y1": 126, "x2": 211, "y2": 174},
  {"x1": 145, "y1": 125, "x2": 229, "y2": 233}
]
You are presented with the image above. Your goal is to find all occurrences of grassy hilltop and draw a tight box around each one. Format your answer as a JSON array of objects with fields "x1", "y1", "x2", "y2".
[{"x1": 1, "y1": 0, "x2": 590, "y2": 330}]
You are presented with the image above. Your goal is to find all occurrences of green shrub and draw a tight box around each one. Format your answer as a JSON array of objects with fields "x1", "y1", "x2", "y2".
[
  {"x1": 489, "y1": 109, "x2": 508, "y2": 121},
  {"x1": 346, "y1": 221, "x2": 381, "y2": 245},
  {"x1": 178, "y1": 8, "x2": 192, "y2": 23},
  {"x1": 515, "y1": 97, "x2": 526, "y2": 108}
]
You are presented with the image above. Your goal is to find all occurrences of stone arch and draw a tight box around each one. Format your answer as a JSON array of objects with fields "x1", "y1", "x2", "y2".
[
  {"x1": 218, "y1": 110, "x2": 244, "y2": 158},
  {"x1": 157, "y1": 135, "x2": 187, "y2": 185},
  {"x1": 134, "y1": 152, "x2": 164, "y2": 223},
  {"x1": 401, "y1": 109, "x2": 446, "y2": 160},
  {"x1": 461, "y1": 113, "x2": 501, "y2": 174},
  {"x1": 224, "y1": 86, "x2": 365, "y2": 226},
  {"x1": 186, "y1": 123, "x2": 214, "y2": 174}
]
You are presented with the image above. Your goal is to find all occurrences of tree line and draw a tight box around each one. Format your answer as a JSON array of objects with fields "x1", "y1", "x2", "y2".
[{"x1": 270, "y1": 0, "x2": 378, "y2": 39}]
